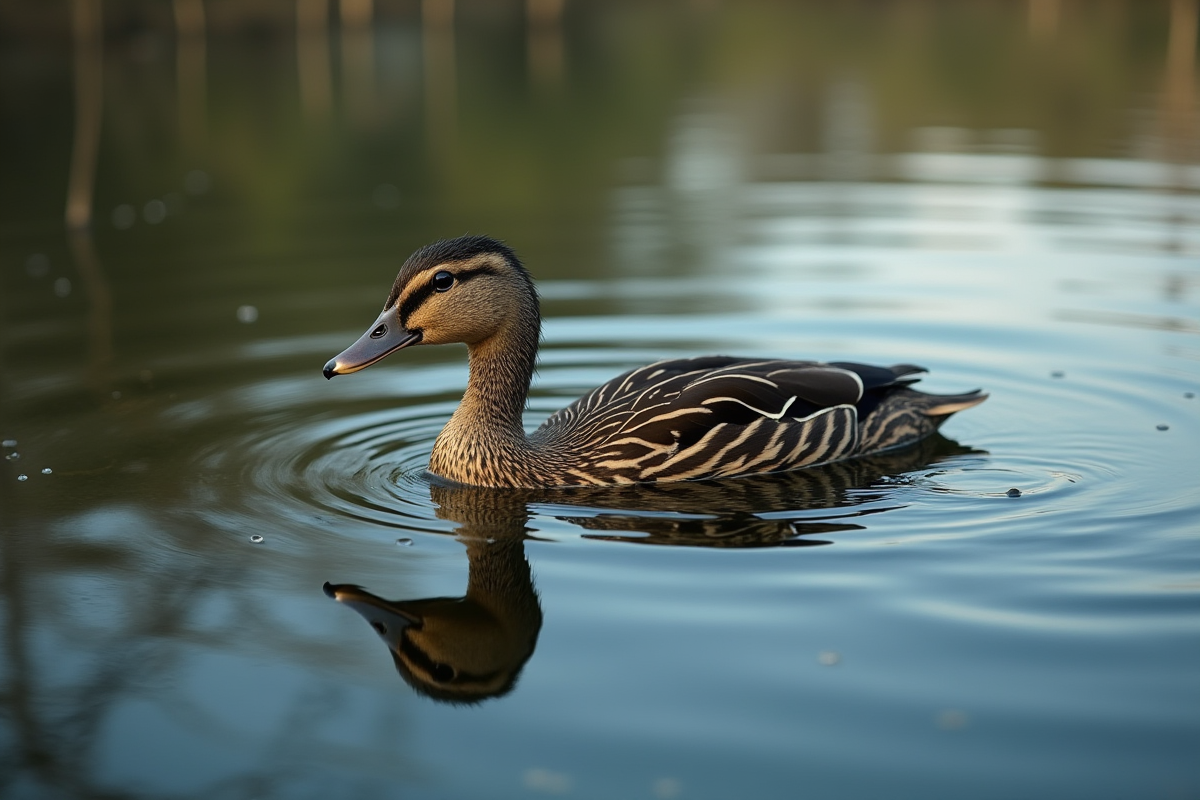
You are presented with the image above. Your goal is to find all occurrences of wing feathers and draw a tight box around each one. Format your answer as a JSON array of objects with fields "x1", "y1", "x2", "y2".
[{"x1": 531, "y1": 355, "x2": 978, "y2": 483}]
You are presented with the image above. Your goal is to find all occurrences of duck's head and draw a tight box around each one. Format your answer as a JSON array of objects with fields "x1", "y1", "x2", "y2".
[{"x1": 323, "y1": 235, "x2": 538, "y2": 379}]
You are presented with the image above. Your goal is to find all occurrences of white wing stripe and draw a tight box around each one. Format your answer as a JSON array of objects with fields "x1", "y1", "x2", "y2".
[
  {"x1": 834, "y1": 367, "x2": 865, "y2": 402},
  {"x1": 701, "y1": 394, "x2": 797, "y2": 420}
]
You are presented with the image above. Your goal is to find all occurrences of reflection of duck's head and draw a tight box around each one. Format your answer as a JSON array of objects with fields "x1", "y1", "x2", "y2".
[
  {"x1": 327, "y1": 434, "x2": 984, "y2": 699},
  {"x1": 324, "y1": 533, "x2": 541, "y2": 704}
]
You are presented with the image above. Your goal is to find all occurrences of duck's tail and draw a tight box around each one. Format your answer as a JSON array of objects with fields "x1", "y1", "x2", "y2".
[
  {"x1": 859, "y1": 388, "x2": 987, "y2": 454},
  {"x1": 921, "y1": 390, "x2": 989, "y2": 420}
]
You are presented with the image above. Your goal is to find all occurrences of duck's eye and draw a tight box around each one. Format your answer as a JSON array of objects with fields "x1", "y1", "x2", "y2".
[
  {"x1": 433, "y1": 271, "x2": 455, "y2": 292},
  {"x1": 431, "y1": 662, "x2": 456, "y2": 683}
]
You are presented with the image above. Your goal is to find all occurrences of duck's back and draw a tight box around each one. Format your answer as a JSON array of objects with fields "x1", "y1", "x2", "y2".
[{"x1": 529, "y1": 357, "x2": 982, "y2": 485}]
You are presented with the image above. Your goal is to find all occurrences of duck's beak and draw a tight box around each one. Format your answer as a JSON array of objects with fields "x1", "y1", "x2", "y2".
[
  {"x1": 323, "y1": 307, "x2": 422, "y2": 379},
  {"x1": 323, "y1": 582, "x2": 423, "y2": 650}
]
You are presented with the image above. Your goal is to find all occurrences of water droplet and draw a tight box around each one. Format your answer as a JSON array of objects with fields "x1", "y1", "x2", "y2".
[
  {"x1": 111, "y1": 391, "x2": 121, "y2": 400},
  {"x1": 652, "y1": 777, "x2": 683, "y2": 799},
  {"x1": 112, "y1": 204, "x2": 136, "y2": 229},
  {"x1": 936, "y1": 709, "x2": 969, "y2": 730},
  {"x1": 1, "y1": 439, "x2": 16, "y2": 448},
  {"x1": 249, "y1": 534, "x2": 264, "y2": 543},
  {"x1": 372, "y1": 183, "x2": 401, "y2": 210},
  {"x1": 17, "y1": 474, "x2": 28, "y2": 482},
  {"x1": 5, "y1": 452, "x2": 18, "y2": 461},
  {"x1": 184, "y1": 169, "x2": 211, "y2": 195},
  {"x1": 395, "y1": 537, "x2": 414, "y2": 546},
  {"x1": 523, "y1": 769, "x2": 572, "y2": 794},
  {"x1": 1006, "y1": 487, "x2": 1022, "y2": 497},
  {"x1": 143, "y1": 199, "x2": 167, "y2": 224},
  {"x1": 818, "y1": 650, "x2": 841, "y2": 666},
  {"x1": 1050, "y1": 370, "x2": 1065, "y2": 379},
  {"x1": 1156, "y1": 424, "x2": 1169, "y2": 431},
  {"x1": 236, "y1": 305, "x2": 259, "y2": 324},
  {"x1": 54, "y1": 277, "x2": 71, "y2": 297},
  {"x1": 25, "y1": 253, "x2": 49, "y2": 278},
  {"x1": 41, "y1": 468, "x2": 52, "y2": 475}
]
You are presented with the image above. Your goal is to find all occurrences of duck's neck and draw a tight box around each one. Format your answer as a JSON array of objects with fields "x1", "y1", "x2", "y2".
[
  {"x1": 430, "y1": 314, "x2": 541, "y2": 485},
  {"x1": 460, "y1": 330, "x2": 536, "y2": 432}
]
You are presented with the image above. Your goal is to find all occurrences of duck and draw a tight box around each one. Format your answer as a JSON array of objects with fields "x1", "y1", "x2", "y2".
[{"x1": 323, "y1": 235, "x2": 986, "y2": 488}]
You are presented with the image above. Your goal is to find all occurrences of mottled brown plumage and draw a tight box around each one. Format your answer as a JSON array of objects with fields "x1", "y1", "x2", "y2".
[{"x1": 324, "y1": 235, "x2": 987, "y2": 488}]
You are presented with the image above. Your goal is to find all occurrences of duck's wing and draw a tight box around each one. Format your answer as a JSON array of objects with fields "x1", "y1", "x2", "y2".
[
  {"x1": 535, "y1": 356, "x2": 768, "y2": 436},
  {"x1": 540, "y1": 358, "x2": 922, "y2": 434},
  {"x1": 537, "y1": 358, "x2": 905, "y2": 483}
]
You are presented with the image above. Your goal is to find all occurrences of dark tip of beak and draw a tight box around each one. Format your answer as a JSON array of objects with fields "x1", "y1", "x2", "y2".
[{"x1": 322, "y1": 361, "x2": 338, "y2": 380}]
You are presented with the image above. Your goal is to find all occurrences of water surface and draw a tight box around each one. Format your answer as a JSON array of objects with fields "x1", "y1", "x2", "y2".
[{"x1": 1, "y1": 4, "x2": 1198, "y2": 799}]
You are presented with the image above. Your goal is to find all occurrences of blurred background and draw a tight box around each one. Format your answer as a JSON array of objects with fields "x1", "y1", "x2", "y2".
[
  {"x1": 1, "y1": 2, "x2": 1198, "y2": 799},
  {"x1": 2, "y1": 0, "x2": 1196, "y2": 393},
  {"x1": 2, "y1": 0, "x2": 1196, "y2": 259}
]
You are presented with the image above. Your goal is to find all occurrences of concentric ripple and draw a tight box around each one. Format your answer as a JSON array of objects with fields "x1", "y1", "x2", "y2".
[
  {"x1": 172, "y1": 300, "x2": 1199, "y2": 551},
  {"x1": 188, "y1": 395, "x2": 455, "y2": 543}
]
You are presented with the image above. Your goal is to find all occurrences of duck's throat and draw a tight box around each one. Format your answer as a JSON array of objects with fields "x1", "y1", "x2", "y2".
[
  {"x1": 429, "y1": 328, "x2": 539, "y2": 486},
  {"x1": 461, "y1": 336, "x2": 535, "y2": 430}
]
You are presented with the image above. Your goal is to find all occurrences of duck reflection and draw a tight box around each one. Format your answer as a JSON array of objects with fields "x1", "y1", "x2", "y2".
[
  {"x1": 324, "y1": 490, "x2": 541, "y2": 704},
  {"x1": 524, "y1": 431, "x2": 974, "y2": 548},
  {"x1": 326, "y1": 433, "x2": 978, "y2": 702}
]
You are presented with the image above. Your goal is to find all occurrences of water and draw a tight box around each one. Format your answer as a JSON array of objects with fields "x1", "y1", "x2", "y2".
[{"x1": 2, "y1": 3, "x2": 1199, "y2": 799}]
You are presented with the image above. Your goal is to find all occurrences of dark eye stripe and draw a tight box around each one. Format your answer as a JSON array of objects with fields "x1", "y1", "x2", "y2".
[
  {"x1": 398, "y1": 630, "x2": 503, "y2": 686},
  {"x1": 397, "y1": 266, "x2": 499, "y2": 327}
]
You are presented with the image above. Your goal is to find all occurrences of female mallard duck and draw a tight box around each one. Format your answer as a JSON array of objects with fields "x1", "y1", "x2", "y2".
[{"x1": 323, "y1": 235, "x2": 986, "y2": 488}]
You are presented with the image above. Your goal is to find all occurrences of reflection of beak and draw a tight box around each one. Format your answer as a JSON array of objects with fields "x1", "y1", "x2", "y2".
[
  {"x1": 322, "y1": 307, "x2": 422, "y2": 379},
  {"x1": 323, "y1": 582, "x2": 422, "y2": 651}
]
